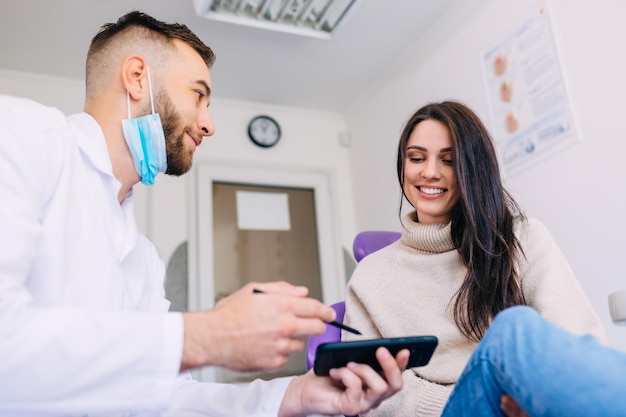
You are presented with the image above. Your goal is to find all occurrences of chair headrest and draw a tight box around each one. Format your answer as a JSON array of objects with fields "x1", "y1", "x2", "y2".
[{"x1": 352, "y1": 230, "x2": 401, "y2": 262}]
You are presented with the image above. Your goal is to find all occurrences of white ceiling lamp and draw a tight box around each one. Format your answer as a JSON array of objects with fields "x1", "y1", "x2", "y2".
[{"x1": 193, "y1": 0, "x2": 360, "y2": 39}]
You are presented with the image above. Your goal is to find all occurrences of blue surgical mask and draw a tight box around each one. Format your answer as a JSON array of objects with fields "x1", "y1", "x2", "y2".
[{"x1": 121, "y1": 68, "x2": 167, "y2": 186}]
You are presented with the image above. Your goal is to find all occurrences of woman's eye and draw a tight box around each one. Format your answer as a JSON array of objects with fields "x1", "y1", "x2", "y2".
[
  {"x1": 195, "y1": 91, "x2": 204, "y2": 100},
  {"x1": 442, "y1": 159, "x2": 453, "y2": 166}
]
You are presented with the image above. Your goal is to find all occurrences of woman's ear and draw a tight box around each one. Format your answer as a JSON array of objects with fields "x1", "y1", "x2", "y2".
[{"x1": 121, "y1": 55, "x2": 148, "y2": 101}]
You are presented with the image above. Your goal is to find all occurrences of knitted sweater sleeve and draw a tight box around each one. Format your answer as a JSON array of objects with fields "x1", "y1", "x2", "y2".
[
  {"x1": 517, "y1": 218, "x2": 608, "y2": 343},
  {"x1": 363, "y1": 370, "x2": 453, "y2": 417}
]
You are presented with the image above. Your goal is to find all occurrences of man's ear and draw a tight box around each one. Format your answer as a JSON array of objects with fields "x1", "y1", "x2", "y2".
[{"x1": 121, "y1": 56, "x2": 148, "y2": 101}]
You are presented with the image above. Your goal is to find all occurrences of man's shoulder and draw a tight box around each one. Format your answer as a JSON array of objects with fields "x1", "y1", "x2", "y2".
[
  {"x1": 0, "y1": 95, "x2": 67, "y2": 126},
  {"x1": 0, "y1": 94, "x2": 52, "y2": 108},
  {"x1": 0, "y1": 95, "x2": 77, "y2": 151},
  {"x1": 0, "y1": 95, "x2": 78, "y2": 183}
]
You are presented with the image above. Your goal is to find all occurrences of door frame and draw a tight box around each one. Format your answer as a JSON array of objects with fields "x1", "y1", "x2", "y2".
[{"x1": 188, "y1": 162, "x2": 343, "y2": 382}]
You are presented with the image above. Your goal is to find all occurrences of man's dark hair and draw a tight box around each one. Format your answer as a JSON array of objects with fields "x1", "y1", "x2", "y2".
[
  {"x1": 88, "y1": 10, "x2": 215, "y2": 67},
  {"x1": 85, "y1": 11, "x2": 215, "y2": 99}
]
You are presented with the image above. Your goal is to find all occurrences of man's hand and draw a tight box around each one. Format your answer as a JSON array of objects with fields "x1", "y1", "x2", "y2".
[
  {"x1": 501, "y1": 395, "x2": 530, "y2": 417},
  {"x1": 180, "y1": 281, "x2": 336, "y2": 372},
  {"x1": 278, "y1": 347, "x2": 410, "y2": 417}
]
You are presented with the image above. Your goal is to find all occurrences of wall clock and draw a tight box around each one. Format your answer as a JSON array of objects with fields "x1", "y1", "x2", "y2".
[{"x1": 247, "y1": 115, "x2": 281, "y2": 148}]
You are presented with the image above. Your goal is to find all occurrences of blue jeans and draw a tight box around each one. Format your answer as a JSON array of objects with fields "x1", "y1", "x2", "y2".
[{"x1": 441, "y1": 306, "x2": 626, "y2": 416}]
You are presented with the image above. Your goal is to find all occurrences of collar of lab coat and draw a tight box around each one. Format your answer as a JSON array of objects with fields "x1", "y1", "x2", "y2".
[
  {"x1": 67, "y1": 112, "x2": 139, "y2": 261},
  {"x1": 67, "y1": 112, "x2": 117, "y2": 181}
]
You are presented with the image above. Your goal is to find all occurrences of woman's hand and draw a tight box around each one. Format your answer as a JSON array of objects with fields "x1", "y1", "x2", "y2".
[{"x1": 279, "y1": 347, "x2": 410, "y2": 417}]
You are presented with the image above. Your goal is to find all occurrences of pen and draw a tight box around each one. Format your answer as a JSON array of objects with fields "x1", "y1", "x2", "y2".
[{"x1": 252, "y1": 288, "x2": 362, "y2": 335}]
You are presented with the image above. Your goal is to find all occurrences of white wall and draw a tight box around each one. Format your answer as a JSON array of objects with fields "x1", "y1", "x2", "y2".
[{"x1": 345, "y1": 0, "x2": 626, "y2": 350}]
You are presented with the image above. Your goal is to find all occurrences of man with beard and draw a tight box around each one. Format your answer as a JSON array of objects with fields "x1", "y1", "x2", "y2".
[{"x1": 0, "y1": 11, "x2": 408, "y2": 417}]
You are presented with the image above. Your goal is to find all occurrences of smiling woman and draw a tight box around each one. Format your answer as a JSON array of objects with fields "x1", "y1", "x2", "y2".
[
  {"x1": 402, "y1": 119, "x2": 458, "y2": 225},
  {"x1": 341, "y1": 100, "x2": 607, "y2": 417}
]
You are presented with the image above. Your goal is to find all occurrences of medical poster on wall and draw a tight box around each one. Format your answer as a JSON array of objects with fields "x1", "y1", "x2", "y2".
[{"x1": 482, "y1": 1, "x2": 579, "y2": 176}]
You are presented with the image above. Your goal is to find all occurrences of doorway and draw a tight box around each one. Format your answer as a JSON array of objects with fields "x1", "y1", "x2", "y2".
[
  {"x1": 211, "y1": 182, "x2": 322, "y2": 383},
  {"x1": 190, "y1": 163, "x2": 343, "y2": 383}
]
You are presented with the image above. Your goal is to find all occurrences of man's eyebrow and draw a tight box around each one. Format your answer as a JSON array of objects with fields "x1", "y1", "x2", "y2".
[{"x1": 194, "y1": 80, "x2": 211, "y2": 97}]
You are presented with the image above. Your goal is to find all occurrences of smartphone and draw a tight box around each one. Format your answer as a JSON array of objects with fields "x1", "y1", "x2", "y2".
[{"x1": 313, "y1": 335, "x2": 438, "y2": 376}]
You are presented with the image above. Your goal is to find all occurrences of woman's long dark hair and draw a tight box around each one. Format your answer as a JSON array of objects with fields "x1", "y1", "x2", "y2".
[{"x1": 396, "y1": 101, "x2": 526, "y2": 341}]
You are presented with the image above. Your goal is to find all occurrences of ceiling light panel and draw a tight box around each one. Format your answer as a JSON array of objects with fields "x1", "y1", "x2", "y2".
[{"x1": 194, "y1": 0, "x2": 360, "y2": 39}]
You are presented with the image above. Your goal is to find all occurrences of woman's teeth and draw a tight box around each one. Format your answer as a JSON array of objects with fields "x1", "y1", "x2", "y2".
[{"x1": 420, "y1": 187, "x2": 444, "y2": 195}]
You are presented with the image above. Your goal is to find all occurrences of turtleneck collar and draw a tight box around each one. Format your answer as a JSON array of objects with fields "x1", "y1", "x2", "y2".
[{"x1": 400, "y1": 210, "x2": 456, "y2": 254}]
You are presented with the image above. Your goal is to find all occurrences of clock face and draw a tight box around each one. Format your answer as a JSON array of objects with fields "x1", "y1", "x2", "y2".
[{"x1": 248, "y1": 115, "x2": 281, "y2": 148}]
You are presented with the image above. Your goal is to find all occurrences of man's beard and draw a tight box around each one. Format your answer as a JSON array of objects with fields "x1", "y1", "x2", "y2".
[{"x1": 155, "y1": 91, "x2": 194, "y2": 176}]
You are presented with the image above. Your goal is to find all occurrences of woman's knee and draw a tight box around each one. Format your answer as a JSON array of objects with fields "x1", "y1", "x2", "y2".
[
  {"x1": 493, "y1": 305, "x2": 539, "y2": 329},
  {"x1": 484, "y1": 306, "x2": 541, "y2": 343}
]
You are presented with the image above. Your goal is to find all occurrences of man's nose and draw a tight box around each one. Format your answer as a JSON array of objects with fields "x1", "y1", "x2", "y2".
[{"x1": 199, "y1": 109, "x2": 215, "y2": 137}]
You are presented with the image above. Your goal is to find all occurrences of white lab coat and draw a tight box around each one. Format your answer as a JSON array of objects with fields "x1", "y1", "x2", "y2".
[{"x1": 0, "y1": 95, "x2": 292, "y2": 417}]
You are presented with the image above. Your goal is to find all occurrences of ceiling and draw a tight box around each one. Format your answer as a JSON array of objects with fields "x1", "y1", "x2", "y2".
[{"x1": 0, "y1": 0, "x2": 456, "y2": 113}]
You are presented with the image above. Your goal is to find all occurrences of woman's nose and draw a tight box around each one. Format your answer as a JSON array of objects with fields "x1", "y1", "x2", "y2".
[{"x1": 421, "y1": 160, "x2": 441, "y2": 179}]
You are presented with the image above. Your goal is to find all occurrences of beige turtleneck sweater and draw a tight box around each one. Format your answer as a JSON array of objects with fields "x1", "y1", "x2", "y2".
[{"x1": 343, "y1": 211, "x2": 607, "y2": 417}]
